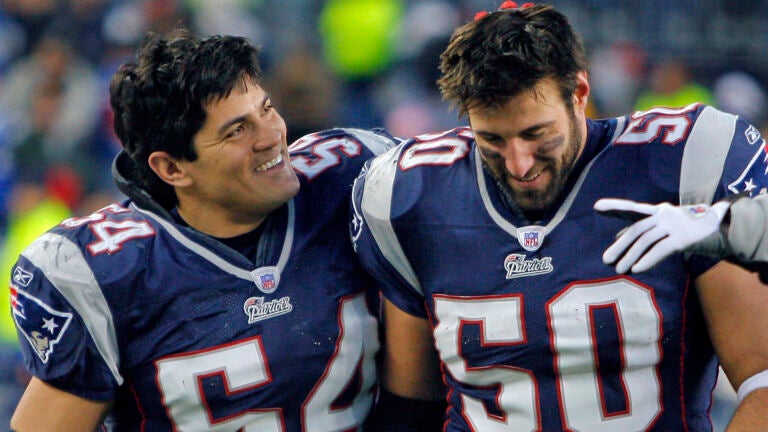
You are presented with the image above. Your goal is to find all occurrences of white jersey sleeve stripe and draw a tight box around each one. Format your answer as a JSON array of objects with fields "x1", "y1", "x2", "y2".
[
  {"x1": 360, "y1": 148, "x2": 423, "y2": 294},
  {"x1": 341, "y1": 128, "x2": 401, "y2": 155},
  {"x1": 22, "y1": 233, "x2": 123, "y2": 384},
  {"x1": 679, "y1": 106, "x2": 738, "y2": 205}
]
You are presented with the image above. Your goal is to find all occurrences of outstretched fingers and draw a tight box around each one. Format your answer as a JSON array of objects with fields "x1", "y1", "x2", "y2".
[
  {"x1": 630, "y1": 236, "x2": 679, "y2": 273},
  {"x1": 594, "y1": 198, "x2": 657, "y2": 222},
  {"x1": 602, "y1": 216, "x2": 655, "y2": 268},
  {"x1": 614, "y1": 226, "x2": 668, "y2": 274}
]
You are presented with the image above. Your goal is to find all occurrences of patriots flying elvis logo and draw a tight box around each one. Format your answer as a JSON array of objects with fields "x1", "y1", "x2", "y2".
[
  {"x1": 728, "y1": 131, "x2": 768, "y2": 195},
  {"x1": 10, "y1": 286, "x2": 73, "y2": 364}
]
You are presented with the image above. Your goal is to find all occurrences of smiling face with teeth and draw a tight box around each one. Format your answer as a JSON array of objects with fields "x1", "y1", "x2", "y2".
[
  {"x1": 469, "y1": 73, "x2": 590, "y2": 221},
  {"x1": 164, "y1": 77, "x2": 300, "y2": 237}
]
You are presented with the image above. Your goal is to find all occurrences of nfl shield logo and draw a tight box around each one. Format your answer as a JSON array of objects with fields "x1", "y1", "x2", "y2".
[
  {"x1": 524, "y1": 231, "x2": 539, "y2": 248},
  {"x1": 516, "y1": 225, "x2": 547, "y2": 252},
  {"x1": 250, "y1": 266, "x2": 281, "y2": 294},
  {"x1": 686, "y1": 204, "x2": 709, "y2": 218},
  {"x1": 260, "y1": 274, "x2": 275, "y2": 291}
]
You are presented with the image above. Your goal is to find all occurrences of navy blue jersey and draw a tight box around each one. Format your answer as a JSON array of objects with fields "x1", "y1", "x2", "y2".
[
  {"x1": 9, "y1": 128, "x2": 398, "y2": 431},
  {"x1": 352, "y1": 104, "x2": 768, "y2": 431}
]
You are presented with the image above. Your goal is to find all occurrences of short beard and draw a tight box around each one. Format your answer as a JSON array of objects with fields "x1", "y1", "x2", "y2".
[{"x1": 500, "y1": 112, "x2": 582, "y2": 221}]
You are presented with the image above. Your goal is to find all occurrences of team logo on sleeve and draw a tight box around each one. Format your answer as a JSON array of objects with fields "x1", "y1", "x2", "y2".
[
  {"x1": 11, "y1": 287, "x2": 73, "y2": 364},
  {"x1": 727, "y1": 143, "x2": 767, "y2": 195}
]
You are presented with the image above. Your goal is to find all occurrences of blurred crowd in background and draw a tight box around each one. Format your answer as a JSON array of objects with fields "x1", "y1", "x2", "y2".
[{"x1": 1, "y1": 0, "x2": 767, "y2": 428}]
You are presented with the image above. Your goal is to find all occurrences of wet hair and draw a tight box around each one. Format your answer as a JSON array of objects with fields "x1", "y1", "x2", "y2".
[
  {"x1": 109, "y1": 28, "x2": 263, "y2": 204},
  {"x1": 438, "y1": 4, "x2": 588, "y2": 117}
]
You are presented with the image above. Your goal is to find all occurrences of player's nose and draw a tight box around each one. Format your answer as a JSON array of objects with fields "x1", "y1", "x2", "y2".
[
  {"x1": 251, "y1": 116, "x2": 285, "y2": 152},
  {"x1": 502, "y1": 141, "x2": 536, "y2": 179}
]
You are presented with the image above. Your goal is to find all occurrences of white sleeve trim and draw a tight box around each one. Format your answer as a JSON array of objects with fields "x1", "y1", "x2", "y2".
[
  {"x1": 359, "y1": 148, "x2": 423, "y2": 294},
  {"x1": 736, "y1": 369, "x2": 768, "y2": 403},
  {"x1": 679, "y1": 106, "x2": 738, "y2": 205},
  {"x1": 22, "y1": 233, "x2": 122, "y2": 385}
]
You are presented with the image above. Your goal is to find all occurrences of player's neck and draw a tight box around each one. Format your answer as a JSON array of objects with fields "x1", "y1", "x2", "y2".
[{"x1": 175, "y1": 202, "x2": 267, "y2": 239}]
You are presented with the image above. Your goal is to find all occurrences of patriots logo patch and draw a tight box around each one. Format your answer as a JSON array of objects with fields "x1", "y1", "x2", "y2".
[
  {"x1": 243, "y1": 296, "x2": 293, "y2": 324},
  {"x1": 727, "y1": 141, "x2": 768, "y2": 195},
  {"x1": 504, "y1": 253, "x2": 554, "y2": 279},
  {"x1": 11, "y1": 287, "x2": 73, "y2": 364}
]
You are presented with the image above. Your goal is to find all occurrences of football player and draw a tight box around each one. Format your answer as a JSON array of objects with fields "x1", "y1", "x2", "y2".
[
  {"x1": 8, "y1": 29, "x2": 398, "y2": 431},
  {"x1": 353, "y1": 2, "x2": 768, "y2": 431}
]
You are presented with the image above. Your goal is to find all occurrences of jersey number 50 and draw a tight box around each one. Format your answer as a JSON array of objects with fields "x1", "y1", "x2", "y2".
[{"x1": 433, "y1": 278, "x2": 662, "y2": 431}]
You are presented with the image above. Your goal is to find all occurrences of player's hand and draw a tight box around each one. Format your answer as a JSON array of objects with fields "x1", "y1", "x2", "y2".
[{"x1": 594, "y1": 198, "x2": 730, "y2": 274}]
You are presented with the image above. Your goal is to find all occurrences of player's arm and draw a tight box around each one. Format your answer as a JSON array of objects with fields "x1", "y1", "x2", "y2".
[
  {"x1": 695, "y1": 262, "x2": 768, "y2": 430},
  {"x1": 725, "y1": 194, "x2": 768, "y2": 264},
  {"x1": 10, "y1": 377, "x2": 111, "y2": 432},
  {"x1": 365, "y1": 298, "x2": 446, "y2": 432}
]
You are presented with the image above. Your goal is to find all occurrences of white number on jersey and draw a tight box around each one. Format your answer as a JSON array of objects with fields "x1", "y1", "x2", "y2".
[
  {"x1": 615, "y1": 104, "x2": 698, "y2": 146},
  {"x1": 156, "y1": 294, "x2": 377, "y2": 431},
  {"x1": 433, "y1": 278, "x2": 662, "y2": 431},
  {"x1": 398, "y1": 129, "x2": 474, "y2": 170},
  {"x1": 291, "y1": 135, "x2": 363, "y2": 181}
]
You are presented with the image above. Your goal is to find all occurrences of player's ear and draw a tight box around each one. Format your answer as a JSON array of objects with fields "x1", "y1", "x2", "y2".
[
  {"x1": 573, "y1": 70, "x2": 590, "y2": 110},
  {"x1": 148, "y1": 151, "x2": 193, "y2": 187}
]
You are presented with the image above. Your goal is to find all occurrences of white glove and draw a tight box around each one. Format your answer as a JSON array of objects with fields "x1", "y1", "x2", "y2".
[{"x1": 594, "y1": 198, "x2": 730, "y2": 274}]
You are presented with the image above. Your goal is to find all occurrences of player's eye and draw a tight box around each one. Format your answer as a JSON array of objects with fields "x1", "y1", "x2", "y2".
[
  {"x1": 520, "y1": 130, "x2": 545, "y2": 141},
  {"x1": 479, "y1": 135, "x2": 503, "y2": 146},
  {"x1": 225, "y1": 124, "x2": 245, "y2": 139}
]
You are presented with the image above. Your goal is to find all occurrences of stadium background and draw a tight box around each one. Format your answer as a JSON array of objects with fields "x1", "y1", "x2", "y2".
[{"x1": 0, "y1": 0, "x2": 763, "y2": 428}]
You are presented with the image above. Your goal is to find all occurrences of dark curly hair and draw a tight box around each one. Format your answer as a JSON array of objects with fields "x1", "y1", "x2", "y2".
[
  {"x1": 438, "y1": 4, "x2": 588, "y2": 117},
  {"x1": 109, "y1": 28, "x2": 263, "y2": 205}
]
